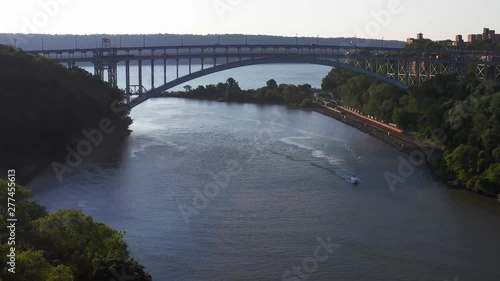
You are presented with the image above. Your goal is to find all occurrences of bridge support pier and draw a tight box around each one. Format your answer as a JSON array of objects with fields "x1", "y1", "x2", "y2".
[
  {"x1": 92, "y1": 39, "x2": 118, "y2": 87},
  {"x1": 176, "y1": 59, "x2": 179, "y2": 79},
  {"x1": 138, "y1": 60, "x2": 143, "y2": 95},
  {"x1": 125, "y1": 60, "x2": 130, "y2": 103},
  {"x1": 151, "y1": 59, "x2": 155, "y2": 89},
  {"x1": 189, "y1": 59, "x2": 192, "y2": 74},
  {"x1": 163, "y1": 59, "x2": 167, "y2": 85}
]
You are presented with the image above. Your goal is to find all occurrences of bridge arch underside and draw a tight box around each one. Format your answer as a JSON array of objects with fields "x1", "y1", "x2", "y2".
[{"x1": 130, "y1": 57, "x2": 409, "y2": 108}]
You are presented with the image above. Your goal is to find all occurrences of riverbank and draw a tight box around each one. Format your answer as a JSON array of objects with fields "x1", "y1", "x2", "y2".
[
  {"x1": 312, "y1": 105, "x2": 423, "y2": 154},
  {"x1": 312, "y1": 104, "x2": 500, "y2": 203},
  {"x1": 153, "y1": 95, "x2": 500, "y2": 203}
]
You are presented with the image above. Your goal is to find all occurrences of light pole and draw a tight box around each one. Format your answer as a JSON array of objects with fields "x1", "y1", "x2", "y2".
[
  {"x1": 75, "y1": 36, "x2": 78, "y2": 49},
  {"x1": 143, "y1": 35, "x2": 146, "y2": 47},
  {"x1": 296, "y1": 33, "x2": 298, "y2": 46},
  {"x1": 14, "y1": 39, "x2": 17, "y2": 48},
  {"x1": 119, "y1": 35, "x2": 122, "y2": 48},
  {"x1": 41, "y1": 39, "x2": 44, "y2": 50},
  {"x1": 217, "y1": 35, "x2": 220, "y2": 45},
  {"x1": 245, "y1": 35, "x2": 248, "y2": 45},
  {"x1": 382, "y1": 37, "x2": 384, "y2": 48}
]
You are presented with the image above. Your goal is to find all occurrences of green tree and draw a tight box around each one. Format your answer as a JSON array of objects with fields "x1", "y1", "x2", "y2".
[
  {"x1": 284, "y1": 85, "x2": 300, "y2": 104},
  {"x1": 0, "y1": 45, "x2": 133, "y2": 184},
  {"x1": 0, "y1": 180, "x2": 47, "y2": 247},
  {"x1": 225, "y1": 77, "x2": 241, "y2": 100},
  {"x1": 300, "y1": 98, "x2": 314, "y2": 108},
  {"x1": 14, "y1": 250, "x2": 74, "y2": 281},
  {"x1": 445, "y1": 144, "x2": 478, "y2": 185},
  {"x1": 93, "y1": 257, "x2": 152, "y2": 281},
  {"x1": 266, "y1": 79, "x2": 278, "y2": 90},
  {"x1": 33, "y1": 210, "x2": 128, "y2": 280}
]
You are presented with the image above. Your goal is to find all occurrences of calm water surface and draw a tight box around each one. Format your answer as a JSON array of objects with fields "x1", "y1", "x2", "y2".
[
  {"x1": 29, "y1": 67, "x2": 500, "y2": 281},
  {"x1": 79, "y1": 63, "x2": 332, "y2": 91}
]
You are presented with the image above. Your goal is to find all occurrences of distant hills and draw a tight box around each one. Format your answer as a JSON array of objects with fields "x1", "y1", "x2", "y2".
[{"x1": 0, "y1": 33, "x2": 405, "y2": 51}]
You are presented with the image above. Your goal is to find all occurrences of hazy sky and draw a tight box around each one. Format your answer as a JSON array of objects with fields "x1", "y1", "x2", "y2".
[{"x1": 2, "y1": 0, "x2": 499, "y2": 41}]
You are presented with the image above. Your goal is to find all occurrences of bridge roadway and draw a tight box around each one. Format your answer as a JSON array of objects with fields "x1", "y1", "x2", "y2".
[
  {"x1": 25, "y1": 44, "x2": 500, "y2": 60},
  {"x1": 25, "y1": 44, "x2": 500, "y2": 108}
]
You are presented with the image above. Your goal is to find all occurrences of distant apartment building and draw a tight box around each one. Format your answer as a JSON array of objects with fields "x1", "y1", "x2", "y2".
[
  {"x1": 467, "y1": 27, "x2": 498, "y2": 43},
  {"x1": 407, "y1": 33, "x2": 426, "y2": 45},
  {"x1": 483, "y1": 28, "x2": 490, "y2": 40},
  {"x1": 489, "y1": 30, "x2": 496, "y2": 40},
  {"x1": 468, "y1": 34, "x2": 477, "y2": 42}
]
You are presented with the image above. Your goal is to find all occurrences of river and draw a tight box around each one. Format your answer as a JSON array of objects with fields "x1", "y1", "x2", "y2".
[
  {"x1": 78, "y1": 63, "x2": 332, "y2": 91},
  {"x1": 28, "y1": 65, "x2": 500, "y2": 281}
]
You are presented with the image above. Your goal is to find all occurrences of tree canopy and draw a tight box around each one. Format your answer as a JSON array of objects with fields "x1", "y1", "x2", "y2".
[
  {"x1": 322, "y1": 67, "x2": 500, "y2": 196},
  {"x1": 0, "y1": 45, "x2": 133, "y2": 184},
  {"x1": 172, "y1": 78, "x2": 316, "y2": 107},
  {"x1": 0, "y1": 180, "x2": 151, "y2": 281}
]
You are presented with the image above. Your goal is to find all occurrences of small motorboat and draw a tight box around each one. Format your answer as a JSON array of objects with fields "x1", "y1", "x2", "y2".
[{"x1": 347, "y1": 175, "x2": 361, "y2": 185}]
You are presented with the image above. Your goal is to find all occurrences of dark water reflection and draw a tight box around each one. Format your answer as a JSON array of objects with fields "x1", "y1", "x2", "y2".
[{"x1": 29, "y1": 98, "x2": 500, "y2": 281}]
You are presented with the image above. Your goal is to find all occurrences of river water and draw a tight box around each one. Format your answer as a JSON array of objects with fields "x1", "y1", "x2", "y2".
[
  {"x1": 28, "y1": 65, "x2": 500, "y2": 281},
  {"x1": 79, "y1": 63, "x2": 332, "y2": 91}
]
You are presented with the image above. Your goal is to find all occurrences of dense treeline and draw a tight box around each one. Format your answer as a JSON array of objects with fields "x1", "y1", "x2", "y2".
[
  {"x1": 170, "y1": 78, "x2": 316, "y2": 107},
  {"x1": 0, "y1": 180, "x2": 151, "y2": 281},
  {"x1": 0, "y1": 45, "x2": 133, "y2": 184},
  {"x1": 0, "y1": 46, "x2": 149, "y2": 279},
  {"x1": 466, "y1": 40, "x2": 500, "y2": 52},
  {"x1": 321, "y1": 68, "x2": 406, "y2": 123},
  {"x1": 322, "y1": 68, "x2": 500, "y2": 196}
]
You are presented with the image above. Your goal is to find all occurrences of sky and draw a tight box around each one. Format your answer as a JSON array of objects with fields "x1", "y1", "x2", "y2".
[{"x1": 1, "y1": 0, "x2": 499, "y2": 41}]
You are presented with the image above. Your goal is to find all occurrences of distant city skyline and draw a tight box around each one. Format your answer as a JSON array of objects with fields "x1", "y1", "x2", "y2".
[{"x1": 2, "y1": 0, "x2": 499, "y2": 42}]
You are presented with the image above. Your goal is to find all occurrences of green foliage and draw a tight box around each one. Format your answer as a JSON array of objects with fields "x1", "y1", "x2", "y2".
[
  {"x1": 175, "y1": 66, "x2": 500, "y2": 196},
  {"x1": 14, "y1": 250, "x2": 74, "y2": 281},
  {"x1": 299, "y1": 98, "x2": 314, "y2": 108},
  {"x1": 266, "y1": 79, "x2": 278, "y2": 90},
  {"x1": 171, "y1": 78, "x2": 314, "y2": 105},
  {"x1": 322, "y1": 67, "x2": 500, "y2": 195},
  {"x1": 0, "y1": 181, "x2": 47, "y2": 242},
  {"x1": 34, "y1": 210, "x2": 128, "y2": 280},
  {"x1": 322, "y1": 68, "x2": 405, "y2": 123},
  {"x1": 225, "y1": 77, "x2": 241, "y2": 99},
  {"x1": 0, "y1": 180, "x2": 151, "y2": 281},
  {"x1": 92, "y1": 257, "x2": 152, "y2": 281},
  {"x1": 404, "y1": 40, "x2": 448, "y2": 51},
  {"x1": 0, "y1": 45, "x2": 133, "y2": 183},
  {"x1": 445, "y1": 145, "x2": 478, "y2": 183},
  {"x1": 183, "y1": 85, "x2": 192, "y2": 92},
  {"x1": 0, "y1": 51, "x2": 133, "y2": 144}
]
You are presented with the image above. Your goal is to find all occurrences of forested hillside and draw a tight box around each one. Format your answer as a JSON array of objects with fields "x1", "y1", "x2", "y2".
[
  {"x1": 322, "y1": 68, "x2": 500, "y2": 196},
  {"x1": 0, "y1": 45, "x2": 132, "y2": 184}
]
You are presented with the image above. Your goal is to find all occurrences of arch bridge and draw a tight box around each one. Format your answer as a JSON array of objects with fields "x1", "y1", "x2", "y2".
[{"x1": 26, "y1": 40, "x2": 500, "y2": 108}]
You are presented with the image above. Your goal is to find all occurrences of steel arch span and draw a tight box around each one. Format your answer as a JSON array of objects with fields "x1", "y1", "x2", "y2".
[{"x1": 128, "y1": 57, "x2": 410, "y2": 109}]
